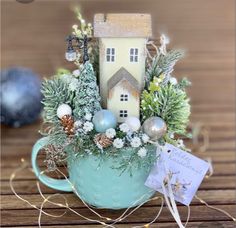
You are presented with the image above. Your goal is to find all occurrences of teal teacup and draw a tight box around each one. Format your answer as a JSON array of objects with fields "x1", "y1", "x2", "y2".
[{"x1": 32, "y1": 137, "x2": 156, "y2": 209}]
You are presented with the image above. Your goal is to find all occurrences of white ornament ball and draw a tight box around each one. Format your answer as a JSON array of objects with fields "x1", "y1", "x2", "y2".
[
  {"x1": 57, "y1": 104, "x2": 72, "y2": 119},
  {"x1": 125, "y1": 117, "x2": 141, "y2": 132}
]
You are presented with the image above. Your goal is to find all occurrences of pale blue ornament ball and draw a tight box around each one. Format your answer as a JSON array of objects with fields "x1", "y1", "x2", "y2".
[{"x1": 92, "y1": 110, "x2": 117, "y2": 133}]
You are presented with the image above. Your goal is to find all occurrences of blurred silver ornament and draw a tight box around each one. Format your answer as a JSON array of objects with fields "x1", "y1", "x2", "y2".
[{"x1": 142, "y1": 117, "x2": 167, "y2": 141}]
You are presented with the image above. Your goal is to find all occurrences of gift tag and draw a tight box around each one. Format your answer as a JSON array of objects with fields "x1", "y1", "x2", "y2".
[{"x1": 145, "y1": 143, "x2": 210, "y2": 206}]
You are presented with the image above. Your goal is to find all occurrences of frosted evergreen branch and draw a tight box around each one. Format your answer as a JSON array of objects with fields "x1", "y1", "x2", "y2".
[
  {"x1": 146, "y1": 49, "x2": 184, "y2": 87},
  {"x1": 41, "y1": 78, "x2": 75, "y2": 123}
]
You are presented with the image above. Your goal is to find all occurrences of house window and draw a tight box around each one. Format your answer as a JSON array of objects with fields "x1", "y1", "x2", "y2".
[
  {"x1": 130, "y1": 48, "x2": 138, "y2": 62},
  {"x1": 120, "y1": 94, "x2": 128, "y2": 101},
  {"x1": 119, "y1": 110, "x2": 128, "y2": 118},
  {"x1": 106, "y1": 48, "x2": 115, "y2": 62}
]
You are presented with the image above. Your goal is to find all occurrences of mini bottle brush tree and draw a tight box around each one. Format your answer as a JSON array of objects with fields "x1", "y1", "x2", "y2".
[{"x1": 41, "y1": 10, "x2": 191, "y2": 174}]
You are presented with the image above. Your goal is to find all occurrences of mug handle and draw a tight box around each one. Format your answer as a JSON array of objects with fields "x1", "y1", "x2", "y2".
[{"x1": 31, "y1": 137, "x2": 72, "y2": 192}]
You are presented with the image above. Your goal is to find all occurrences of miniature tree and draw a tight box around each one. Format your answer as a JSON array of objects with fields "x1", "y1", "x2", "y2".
[{"x1": 73, "y1": 61, "x2": 101, "y2": 119}]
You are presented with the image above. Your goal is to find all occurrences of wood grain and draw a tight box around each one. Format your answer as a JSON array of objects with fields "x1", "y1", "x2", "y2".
[
  {"x1": 1, "y1": 0, "x2": 235, "y2": 227},
  {"x1": 1, "y1": 205, "x2": 236, "y2": 226}
]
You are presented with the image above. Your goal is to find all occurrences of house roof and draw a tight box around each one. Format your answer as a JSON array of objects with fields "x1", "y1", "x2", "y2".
[
  {"x1": 94, "y1": 14, "x2": 152, "y2": 38},
  {"x1": 107, "y1": 67, "x2": 140, "y2": 92}
]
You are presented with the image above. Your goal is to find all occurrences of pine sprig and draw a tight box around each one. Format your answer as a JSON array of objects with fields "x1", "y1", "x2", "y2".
[
  {"x1": 141, "y1": 83, "x2": 190, "y2": 136},
  {"x1": 41, "y1": 78, "x2": 75, "y2": 123},
  {"x1": 146, "y1": 49, "x2": 184, "y2": 87}
]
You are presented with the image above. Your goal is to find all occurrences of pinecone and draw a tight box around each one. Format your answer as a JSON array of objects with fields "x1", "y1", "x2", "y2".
[
  {"x1": 61, "y1": 115, "x2": 75, "y2": 136},
  {"x1": 94, "y1": 133, "x2": 113, "y2": 148}
]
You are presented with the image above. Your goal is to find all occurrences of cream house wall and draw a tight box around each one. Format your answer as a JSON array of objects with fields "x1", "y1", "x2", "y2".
[
  {"x1": 99, "y1": 37, "x2": 146, "y2": 107},
  {"x1": 107, "y1": 83, "x2": 140, "y2": 123}
]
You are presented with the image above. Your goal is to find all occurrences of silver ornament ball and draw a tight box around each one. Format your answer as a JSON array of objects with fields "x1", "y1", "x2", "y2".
[{"x1": 142, "y1": 117, "x2": 167, "y2": 141}]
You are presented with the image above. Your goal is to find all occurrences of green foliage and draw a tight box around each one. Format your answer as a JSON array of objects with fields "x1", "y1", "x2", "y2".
[
  {"x1": 73, "y1": 61, "x2": 101, "y2": 119},
  {"x1": 72, "y1": 7, "x2": 92, "y2": 38},
  {"x1": 55, "y1": 68, "x2": 71, "y2": 77},
  {"x1": 146, "y1": 49, "x2": 184, "y2": 87},
  {"x1": 41, "y1": 78, "x2": 75, "y2": 123},
  {"x1": 141, "y1": 83, "x2": 190, "y2": 136},
  {"x1": 177, "y1": 77, "x2": 191, "y2": 90},
  {"x1": 111, "y1": 145, "x2": 158, "y2": 176}
]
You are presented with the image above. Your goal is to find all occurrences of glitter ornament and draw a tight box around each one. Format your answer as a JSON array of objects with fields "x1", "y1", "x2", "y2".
[
  {"x1": 0, "y1": 67, "x2": 42, "y2": 127},
  {"x1": 92, "y1": 110, "x2": 117, "y2": 133},
  {"x1": 57, "y1": 104, "x2": 72, "y2": 119},
  {"x1": 125, "y1": 117, "x2": 141, "y2": 132},
  {"x1": 142, "y1": 117, "x2": 167, "y2": 141}
]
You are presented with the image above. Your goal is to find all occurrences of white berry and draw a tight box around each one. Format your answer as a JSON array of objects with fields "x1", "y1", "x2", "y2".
[{"x1": 57, "y1": 104, "x2": 72, "y2": 119}]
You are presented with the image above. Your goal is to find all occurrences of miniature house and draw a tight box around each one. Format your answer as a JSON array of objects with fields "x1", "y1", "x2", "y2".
[{"x1": 94, "y1": 14, "x2": 152, "y2": 122}]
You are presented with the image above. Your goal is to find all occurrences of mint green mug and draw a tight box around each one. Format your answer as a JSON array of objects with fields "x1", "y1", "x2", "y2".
[{"x1": 32, "y1": 137, "x2": 156, "y2": 209}]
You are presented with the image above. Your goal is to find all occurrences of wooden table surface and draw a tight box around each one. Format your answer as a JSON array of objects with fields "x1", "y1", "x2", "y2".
[{"x1": 1, "y1": 0, "x2": 236, "y2": 227}]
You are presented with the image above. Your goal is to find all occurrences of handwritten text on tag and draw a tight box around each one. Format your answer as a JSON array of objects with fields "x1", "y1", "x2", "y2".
[{"x1": 145, "y1": 143, "x2": 210, "y2": 206}]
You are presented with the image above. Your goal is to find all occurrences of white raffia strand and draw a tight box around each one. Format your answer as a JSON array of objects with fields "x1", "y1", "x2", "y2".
[
  {"x1": 145, "y1": 38, "x2": 160, "y2": 65},
  {"x1": 162, "y1": 163, "x2": 184, "y2": 227}
]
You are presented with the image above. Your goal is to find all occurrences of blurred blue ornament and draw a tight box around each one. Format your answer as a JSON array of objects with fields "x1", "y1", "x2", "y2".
[
  {"x1": 92, "y1": 109, "x2": 117, "y2": 133},
  {"x1": 1, "y1": 67, "x2": 42, "y2": 127}
]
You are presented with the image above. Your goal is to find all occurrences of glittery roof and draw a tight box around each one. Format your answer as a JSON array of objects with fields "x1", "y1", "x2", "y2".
[{"x1": 94, "y1": 13, "x2": 152, "y2": 38}]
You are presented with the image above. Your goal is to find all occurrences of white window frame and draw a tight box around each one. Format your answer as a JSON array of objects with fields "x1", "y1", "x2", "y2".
[
  {"x1": 120, "y1": 94, "x2": 129, "y2": 101},
  {"x1": 106, "y1": 48, "x2": 115, "y2": 62},
  {"x1": 119, "y1": 110, "x2": 128, "y2": 118},
  {"x1": 129, "y1": 48, "x2": 139, "y2": 62}
]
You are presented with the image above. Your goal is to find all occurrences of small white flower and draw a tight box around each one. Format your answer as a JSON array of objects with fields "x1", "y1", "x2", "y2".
[
  {"x1": 142, "y1": 134, "x2": 150, "y2": 143},
  {"x1": 169, "y1": 132, "x2": 175, "y2": 139},
  {"x1": 113, "y1": 138, "x2": 124, "y2": 149},
  {"x1": 72, "y1": 24, "x2": 78, "y2": 30},
  {"x1": 105, "y1": 128, "x2": 116, "y2": 139},
  {"x1": 137, "y1": 148, "x2": 147, "y2": 158},
  {"x1": 177, "y1": 139, "x2": 184, "y2": 147},
  {"x1": 130, "y1": 137, "x2": 142, "y2": 148},
  {"x1": 83, "y1": 121, "x2": 94, "y2": 133},
  {"x1": 73, "y1": 69, "x2": 80, "y2": 77},
  {"x1": 119, "y1": 123, "x2": 130, "y2": 133},
  {"x1": 85, "y1": 113, "x2": 92, "y2": 121},
  {"x1": 69, "y1": 78, "x2": 79, "y2": 91},
  {"x1": 170, "y1": 77, "x2": 178, "y2": 85},
  {"x1": 74, "y1": 120, "x2": 82, "y2": 128}
]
